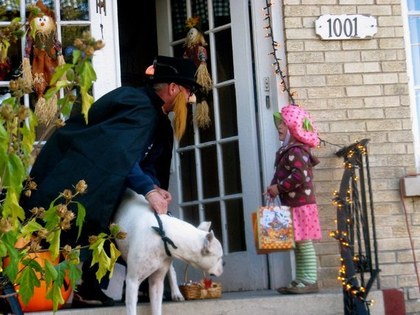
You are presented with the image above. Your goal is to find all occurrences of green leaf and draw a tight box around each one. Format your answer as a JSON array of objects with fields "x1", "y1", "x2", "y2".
[
  {"x1": 43, "y1": 202, "x2": 61, "y2": 231},
  {"x1": 54, "y1": 79, "x2": 72, "y2": 90},
  {"x1": 21, "y1": 257, "x2": 42, "y2": 273},
  {"x1": 3, "y1": 153, "x2": 25, "y2": 187},
  {"x1": 57, "y1": 94, "x2": 74, "y2": 117},
  {"x1": 50, "y1": 64, "x2": 72, "y2": 85},
  {"x1": 46, "y1": 260, "x2": 75, "y2": 311},
  {"x1": 2, "y1": 235, "x2": 21, "y2": 283},
  {"x1": 0, "y1": 95, "x2": 15, "y2": 106},
  {"x1": 89, "y1": 235, "x2": 111, "y2": 282},
  {"x1": 20, "y1": 220, "x2": 44, "y2": 238},
  {"x1": 16, "y1": 262, "x2": 40, "y2": 306},
  {"x1": 72, "y1": 49, "x2": 82, "y2": 64},
  {"x1": 44, "y1": 86, "x2": 61, "y2": 100},
  {"x1": 67, "y1": 261, "x2": 82, "y2": 290},
  {"x1": 108, "y1": 242, "x2": 121, "y2": 278},
  {"x1": 90, "y1": 235, "x2": 106, "y2": 265},
  {"x1": 19, "y1": 115, "x2": 36, "y2": 161},
  {"x1": 0, "y1": 242, "x2": 8, "y2": 258},
  {"x1": 96, "y1": 248, "x2": 111, "y2": 281},
  {"x1": 0, "y1": 120, "x2": 8, "y2": 141},
  {"x1": 3, "y1": 190, "x2": 25, "y2": 220},
  {"x1": 46, "y1": 282, "x2": 64, "y2": 312},
  {"x1": 47, "y1": 229, "x2": 61, "y2": 260},
  {"x1": 44, "y1": 259, "x2": 58, "y2": 284},
  {"x1": 80, "y1": 86, "x2": 94, "y2": 123},
  {"x1": 11, "y1": 17, "x2": 22, "y2": 24},
  {"x1": 54, "y1": 261, "x2": 67, "y2": 287},
  {"x1": 79, "y1": 59, "x2": 97, "y2": 86},
  {"x1": 66, "y1": 68, "x2": 75, "y2": 82},
  {"x1": 3, "y1": 254, "x2": 19, "y2": 283},
  {"x1": 75, "y1": 201, "x2": 86, "y2": 240},
  {"x1": 29, "y1": 19, "x2": 38, "y2": 39}
]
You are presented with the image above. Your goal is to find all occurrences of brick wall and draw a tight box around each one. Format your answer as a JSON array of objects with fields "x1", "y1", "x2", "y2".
[{"x1": 283, "y1": 0, "x2": 420, "y2": 313}]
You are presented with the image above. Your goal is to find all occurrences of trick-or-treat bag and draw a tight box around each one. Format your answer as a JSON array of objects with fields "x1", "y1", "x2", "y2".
[{"x1": 252, "y1": 197, "x2": 295, "y2": 254}]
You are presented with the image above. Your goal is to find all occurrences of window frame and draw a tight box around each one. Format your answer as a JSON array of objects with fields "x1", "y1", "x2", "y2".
[{"x1": 403, "y1": 0, "x2": 420, "y2": 171}]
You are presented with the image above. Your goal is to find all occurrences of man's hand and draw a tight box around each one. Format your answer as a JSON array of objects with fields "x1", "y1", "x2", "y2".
[
  {"x1": 146, "y1": 190, "x2": 168, "y2": 214},
  {"x1": 154, "y1": 185, "x2": 172, "y2": 203},
  {"x1": 145, "y1": 186, "x2": 172, "y2": 214}
]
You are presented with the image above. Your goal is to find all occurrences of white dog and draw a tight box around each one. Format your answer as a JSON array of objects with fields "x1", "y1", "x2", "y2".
[{"x1": 114, "y1": 189, "x2": 224, "y2": 315}]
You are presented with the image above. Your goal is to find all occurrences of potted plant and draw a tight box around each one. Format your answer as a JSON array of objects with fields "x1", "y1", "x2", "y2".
[{"x1": 0, "y1": 24, "x2": 122, "y2": 312}]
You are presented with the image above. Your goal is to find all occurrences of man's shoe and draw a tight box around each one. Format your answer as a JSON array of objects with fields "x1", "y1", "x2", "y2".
[{"x1": 72, "y1": 283, "x2": 115, "y2": 308}]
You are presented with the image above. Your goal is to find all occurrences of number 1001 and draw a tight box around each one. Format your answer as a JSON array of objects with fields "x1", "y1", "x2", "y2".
[{"x1": 327, "y1": 17, "x2": 358, "y2": 38}]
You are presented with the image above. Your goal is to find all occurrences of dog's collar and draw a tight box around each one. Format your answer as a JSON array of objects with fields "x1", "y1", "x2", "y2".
[{"x1": 152, "y1": 211, "x2": 178, "y2": 256}]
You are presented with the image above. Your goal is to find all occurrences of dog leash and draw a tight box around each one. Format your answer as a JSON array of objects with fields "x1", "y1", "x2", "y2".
[{"x1": 152, "y1": 211, "x2": 178, "y2": 256}]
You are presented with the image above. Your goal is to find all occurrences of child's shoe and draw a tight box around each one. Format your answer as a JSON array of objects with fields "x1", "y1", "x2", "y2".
[{"x1": 277, "y1": 280, "x2": 318, "y2": 294}]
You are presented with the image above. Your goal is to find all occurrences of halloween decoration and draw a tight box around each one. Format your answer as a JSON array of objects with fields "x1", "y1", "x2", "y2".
[
  {"x1": 183, "y1": 16, "x2": 212, "y2": 128},
  {"x1": 22, "y1": 0, "x2": 65, "y2": 125}
]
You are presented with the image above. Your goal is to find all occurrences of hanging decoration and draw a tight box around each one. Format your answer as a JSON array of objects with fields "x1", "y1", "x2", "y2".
[
  {"x1": 22, "y1": 0, "x2": 66, "y2": 125},
  {"x1": 183, "y1": 16, "x2": 212, "y2": 129}
]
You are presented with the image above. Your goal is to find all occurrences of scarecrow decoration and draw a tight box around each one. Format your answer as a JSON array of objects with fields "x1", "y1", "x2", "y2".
[
  {"x1": 22, "y1": 0, "x2": 65, "y2": 125},
  {"x1": 183, "y1": 16, "x2": 212, "y2": 128}
]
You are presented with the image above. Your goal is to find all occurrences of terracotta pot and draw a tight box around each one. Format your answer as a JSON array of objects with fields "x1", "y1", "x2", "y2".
[{"x1": 4, "y1": 248, "x2": 72, "y2": 312}]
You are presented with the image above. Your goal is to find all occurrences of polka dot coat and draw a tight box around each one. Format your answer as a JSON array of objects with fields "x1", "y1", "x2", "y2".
[{"x1": 270, "y1": 143, "x2": 322, "y2": 241}]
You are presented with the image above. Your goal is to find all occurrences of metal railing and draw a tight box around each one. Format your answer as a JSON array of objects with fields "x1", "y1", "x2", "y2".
[{"x1": 332, "y1": 139, "x2": 380, "y2": 315}]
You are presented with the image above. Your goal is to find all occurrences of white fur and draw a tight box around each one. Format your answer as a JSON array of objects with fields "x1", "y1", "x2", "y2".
[{"x1": 114, "y1": 189, "x2": 224, "y2": 315}]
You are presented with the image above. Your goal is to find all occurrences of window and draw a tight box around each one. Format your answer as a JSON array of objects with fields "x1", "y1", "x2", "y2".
[
  {"x1": 0, "y1": 0, "x2": 91, "y2": 138},
  {"x1": 405, "y1": 0, "x2": 420, "y2": 168}
]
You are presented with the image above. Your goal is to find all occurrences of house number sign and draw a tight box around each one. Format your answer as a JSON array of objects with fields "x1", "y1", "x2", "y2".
[{"x1": 315, "y1": 14, "x2": 377, "y2": 40}]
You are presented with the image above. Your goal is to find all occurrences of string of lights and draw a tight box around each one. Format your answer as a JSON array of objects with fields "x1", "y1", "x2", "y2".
[
  {"x1": 332, "y1": 139, "x2": 379, "y2": 314},
  {"x1": 262, "y1": 1, "x2": 347, "y2": 150},
  {"x1": 263, "y1": 0, "x2": 295, "y2": 105}
]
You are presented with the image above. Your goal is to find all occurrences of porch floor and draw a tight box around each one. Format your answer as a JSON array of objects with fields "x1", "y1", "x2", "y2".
[{"x1": 29, "y1": 288, "x2": 385, "y2": 315}]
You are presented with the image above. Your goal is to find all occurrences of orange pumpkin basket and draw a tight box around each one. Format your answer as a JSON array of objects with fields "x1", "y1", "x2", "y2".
[{"x1": 3, "y1": 239, "x2": 72, "y2": 312}]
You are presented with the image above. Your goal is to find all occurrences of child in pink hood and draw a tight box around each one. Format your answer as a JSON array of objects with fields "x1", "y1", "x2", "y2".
[{"x1": 265, "y1": 104, "x2": 321, "y2": 294}]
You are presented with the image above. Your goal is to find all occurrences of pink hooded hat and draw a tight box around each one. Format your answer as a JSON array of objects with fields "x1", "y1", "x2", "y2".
[{"x1": 280, "y1": 104, "x2": 319, "y2": 148}]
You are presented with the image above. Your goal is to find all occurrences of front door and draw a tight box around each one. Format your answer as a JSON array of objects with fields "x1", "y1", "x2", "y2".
[{"x1": 156, "y1": 0, "x2": 278, "y2": 292}]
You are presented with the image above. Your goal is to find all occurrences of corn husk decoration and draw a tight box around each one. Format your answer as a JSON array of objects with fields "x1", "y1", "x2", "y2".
[
  {"x1": 22, "y1": 0, "x2": 65, "y2": 125},
  {"x1": 183, "y1": 16, "x2": 212, "y2": 129}
]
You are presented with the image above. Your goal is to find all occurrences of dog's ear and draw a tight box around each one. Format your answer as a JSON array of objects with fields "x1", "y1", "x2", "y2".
[
  {"x1": 197, "y1": 221, "x2": 212, "y2": 231},
  {"x1": 201, "y1": 231, "x2": 215, "y2": 255},
  {"x1": 207, "y1": 230, "x2": 215, "y2": 241}
]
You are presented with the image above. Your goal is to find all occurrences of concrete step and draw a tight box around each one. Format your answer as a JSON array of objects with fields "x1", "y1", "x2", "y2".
[{"x1": 29, "y1": 289, "x2": 385, "y2": 315}]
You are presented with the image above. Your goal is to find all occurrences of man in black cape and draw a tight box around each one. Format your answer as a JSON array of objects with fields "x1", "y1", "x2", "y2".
[{"x1": 20, "y1": 55, "x2": 200, "y2": 307}]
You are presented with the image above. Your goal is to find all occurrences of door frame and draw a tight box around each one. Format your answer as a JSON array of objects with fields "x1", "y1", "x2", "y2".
[{"x1": 249, "y1": 0, "x2": 294, "y2": 289}]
